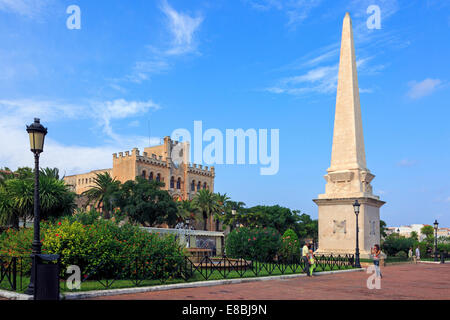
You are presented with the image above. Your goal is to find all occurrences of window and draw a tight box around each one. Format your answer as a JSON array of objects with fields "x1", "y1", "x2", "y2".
[
  {"x1": 177, "y1": 178, "x2": 181, "y2": 189},
  {"x1": 170, "y1": 176, "x2": 175, "y2": 188},
  {"x1": 203, "y1": 182, "x2": 207, "y2": 189},
  {"x1": 149, "y1": 172, "x2": 153, "y2": 181},
  {"x1": 142, "y1": 170, "x2": 147, "y2": 179},
  {"x1": 197, "y1": 181, "x2": 201, "y2": 191},
  {"x1": 191, "y1": 180, "x2": 195, "y2": 191},
  {"x1": 156, "y1": 173, "x2": 161, "y2": 182}
]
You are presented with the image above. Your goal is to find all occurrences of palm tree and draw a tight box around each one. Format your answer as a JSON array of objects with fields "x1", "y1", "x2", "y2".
[
  {"x1": 192, "y1": 189, "x2": 220, "y2": 231},
  {"x1": 214, "y1": 193, "x2": 230, "y2": 231},
  {"x1": 40, "y1": 167, "x2": 60, "y2": 180},
  {"x1": 177, "y1": 200, "x2": 202, "y2": 225},
  {"x1": 82, "y1": 172, "x2": 120, "y2": 218}
]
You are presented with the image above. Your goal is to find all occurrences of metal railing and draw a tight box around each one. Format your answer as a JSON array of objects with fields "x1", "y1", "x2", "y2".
[{"x1": 0, "y1": 253, "x2": 355, "y2": 293}]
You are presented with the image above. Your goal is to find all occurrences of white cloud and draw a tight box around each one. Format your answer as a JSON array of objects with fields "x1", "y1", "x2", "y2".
[
  {"x1": 396, "y1": 159, "x2": 417, "y2": 167},
  {"x1": 245, "y1": 0, "x2": 322, "y2": 27},
  {"x1": 0, "y1": 98, "x2": 162, "y2": 175},
  {"x1": 122, "y1": 1, "x2": 203, "y2": 84},
  {"x1": 92, "y1": 99, "x2": 160, "y2": 142},
  {"x1": 407, "y1": 78, "x2": 443, "y2": 100},
  {"x1": 266, "y1": 64, "x2": 339, "y2": 96},
  {"x1": 0, "y1": 0, "x2": 52, "y2": 18},
  {"x1": 160, "y1": 0, "x2": 203, "y2": 55}
]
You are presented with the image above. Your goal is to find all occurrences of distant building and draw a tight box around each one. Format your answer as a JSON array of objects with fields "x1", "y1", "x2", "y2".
[
  {"x1": 64, "y1": 136, "x2": 215, "y2": 201},
  {"x1": 385, "y1": 224, "x2": 449, "y2": 241}
]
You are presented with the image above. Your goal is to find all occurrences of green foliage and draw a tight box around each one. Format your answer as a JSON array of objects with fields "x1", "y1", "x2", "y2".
[
  {"x1": 231, "y1": 205, "x2": 318, "y2": 242},
  {"x1": 0, "y1": 167, "x2": 76, "y2": 228},
  {"x1": 192, "y1": 189, "x2": 220, "y2": 230},
  {"x1": 382, "y1": 234, "x2": 416, "y2": 256},
  {"x1": 380, "y1": 220, "x2": 387, "y2": 238},
  {"x1": 409, "y1": 231, "x2": 419, "y2": 241},
  {"x1": 278, "y1": 229, "x2": 300, "y2": 261},
  {"x1": 225, "y1": 227, "x2": 281, "y2": 262},
  {"x1": 421, "y1": 225, "x2": 434, "y2": 239},
  {"x1": 0, "y1": 216, "x2": 186, "y2": 280},
  {"x1": 112, "y1": 177, "x2": 178, "y2": 227},
  {"x1": 395, "y1": 251, "x2": 407, "y2": 258},
  {"x1": 82, "y1": 172, "x2": 120, "y2": 216}
]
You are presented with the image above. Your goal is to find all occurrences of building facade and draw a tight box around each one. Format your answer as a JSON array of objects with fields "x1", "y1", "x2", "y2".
[{"x1": 64, "y1": 136, "x2": 215, "y2": 200}]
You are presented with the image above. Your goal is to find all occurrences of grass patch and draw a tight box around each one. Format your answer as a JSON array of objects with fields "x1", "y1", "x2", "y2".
[{"x1": 1, "y1": 262, "x2": 355, "y2": 294}]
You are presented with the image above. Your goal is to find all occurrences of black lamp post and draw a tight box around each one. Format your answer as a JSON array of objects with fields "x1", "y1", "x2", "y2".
[
  {"x1": 25, "y1": 118, "x2": 47, "y2": 295},
  {"x1": 230, "y1": 205, "x2": 237, "y2": 232},
  {"x1": 433, "y1": 220, "x2": 439, "y2": 262},
  {"x1": 353, "y1": 200, "x2": 361, "y2": 268}
]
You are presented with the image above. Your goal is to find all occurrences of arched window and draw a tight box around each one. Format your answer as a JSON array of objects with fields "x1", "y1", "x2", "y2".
[
  {"x1": 142, "y1": 170, "x2": 147, "y2": 179},
  {"x1": 156, "y1": 173, "x2": 161, "y2": 182},
  {"x1": 203, "y1": 182, "x2": 207, "y2": 189},
  {"x1": 176, "y1": 178, "x2": 181, "y2": 189},
  {"x1": 191, "y1": 180, "x2": 195, "y2": 191},
  {"x1": 170, "y1": 176, "x2": 175, "y2": 188},
  {"x1": 197, "y1": 181, "x2": 201, "y2": 191},
  {"x1": 149, "y1": 172, "x2": 153, "y2": 181}
]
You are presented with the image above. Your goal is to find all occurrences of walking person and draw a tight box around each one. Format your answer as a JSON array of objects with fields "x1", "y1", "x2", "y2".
[
  {"x1": 302, "y1": 241, "x2": 310, "y2": 276},
  {"x1": 408, "y1": 247, "x2": 413, "y2": 263},
  {"x1": 415, "y1": 246, "x2": 420, "y2": 264},
  {"x1": 371, "y1": 244, "x2": 382, "y2": 279},
  {"x1": 308, "y1": 248, "x2": 316, "y2": 277}
]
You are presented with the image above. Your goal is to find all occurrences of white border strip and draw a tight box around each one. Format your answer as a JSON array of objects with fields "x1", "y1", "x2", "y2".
[
  {"x1": 0, "y1": 268, "x2": 364, "y2": 300},
  {"x1": 63, "y1": 268, "x2": 364, "y2": 300}
]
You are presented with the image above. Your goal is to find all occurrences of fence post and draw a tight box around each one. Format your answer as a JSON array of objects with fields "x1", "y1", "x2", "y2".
[{"x1": 12, "y1": 257, "x2": 17, "y2": 291}]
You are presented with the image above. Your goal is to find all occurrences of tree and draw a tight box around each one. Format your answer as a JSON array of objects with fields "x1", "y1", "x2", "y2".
[
  {"x1": 410, "y1": 231, "x2": 419, "y2": 241},
  {"x1": 221, "y1": 200, "x2": 246, "y2": 228},
  {"x1": 421, "y1": 225, "x2": 434, "y2": 239},
  {"x1": 237, "y1": 205, "x2": 300, "y2": 235},
  {"x1": 82, "y1": 172, "x2": 120, "y2": 217},
  {"x1": 40, "y1": 167, "x2": 61, "y2": 180},
  {"x1": 177, "y1": 200, "x2": 201, "y2": 223},
  {"x1": 113, "y1": 177, "x2": 178, "y2": 227},
  {"x1": 192, "y1": 189, "x2": 219, "y2": 231},
  {"x1": 380, "y1": 220, "x2": 387, "y2": 238},
  {"x1": 214, "y1": 193, "x2": 230, "y2": 231},
  {"x1": 0, "y1": 167, "x2": 76, "y2": 228}
]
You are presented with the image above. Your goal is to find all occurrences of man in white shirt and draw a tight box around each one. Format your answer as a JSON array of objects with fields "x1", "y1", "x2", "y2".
[
  {"x1": 302, "y1": 241, "x2": 310, "y2": 275},
  {"x1": 415, "y1": 247, "x2": 420, "y2": 264}
]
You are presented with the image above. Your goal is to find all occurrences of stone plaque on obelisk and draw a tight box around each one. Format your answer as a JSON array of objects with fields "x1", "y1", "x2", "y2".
[{"x1": 313, "y1": 13, "x2": 385, "y2": 258}]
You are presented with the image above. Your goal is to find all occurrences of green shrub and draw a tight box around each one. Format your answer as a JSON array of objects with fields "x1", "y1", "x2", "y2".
[
  {"x1": 0, "y1": 217, "x2": 186, "y2": 280},
  {"x1": 278, "y1": 229, "x2": 300, "y2": 262},
  {"x1": 225, "y1": 227, "x2": 281, "y2": 262},
  {"x1": 395, "y1": 251, "x2": 407, "y2": 258},
  {"x1": 382, "y1": 235, "x2": 415, "y2": 256}
]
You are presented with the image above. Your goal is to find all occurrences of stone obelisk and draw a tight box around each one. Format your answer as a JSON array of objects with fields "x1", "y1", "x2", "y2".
[{"x1": 313, "y1": 13, "x2": 385, "y2": 258}]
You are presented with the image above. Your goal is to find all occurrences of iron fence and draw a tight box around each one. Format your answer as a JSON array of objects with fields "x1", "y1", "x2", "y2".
[
  {"x1": 0, "y1": 256, "x2": 32, "y2": 292},
  {"x1": 0, "y1": 253, "x2": 355, "y2": 293}
]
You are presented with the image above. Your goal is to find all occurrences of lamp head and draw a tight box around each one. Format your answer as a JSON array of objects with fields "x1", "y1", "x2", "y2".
[
  {"x1": 434, "y1": 220, "x2": 439, "y2": 230},
  {"x1": 353, "y1": 200, "x2": 360, "y2": 216},
  {"x1": 26, "y1": 118, "x2": 47, "y2": 154}
]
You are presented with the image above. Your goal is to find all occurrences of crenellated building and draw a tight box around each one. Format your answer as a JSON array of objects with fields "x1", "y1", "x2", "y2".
[{"x1": 64, "y1": 136, "x2": 215, "y2": 201}]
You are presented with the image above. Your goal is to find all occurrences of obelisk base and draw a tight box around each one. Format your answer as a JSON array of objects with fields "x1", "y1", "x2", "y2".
[{"x1": 313, "y1": 197, "x2": 385, "y2": 259}]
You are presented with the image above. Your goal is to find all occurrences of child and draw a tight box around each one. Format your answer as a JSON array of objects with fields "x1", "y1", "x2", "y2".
[{"x1": 308, "y1": 249, "x2": 316, "y2": 277}]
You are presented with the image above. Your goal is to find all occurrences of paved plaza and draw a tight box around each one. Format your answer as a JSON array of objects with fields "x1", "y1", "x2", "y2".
[{"x1": 89, "y1": 263, "x2": 450, "y2": 300}]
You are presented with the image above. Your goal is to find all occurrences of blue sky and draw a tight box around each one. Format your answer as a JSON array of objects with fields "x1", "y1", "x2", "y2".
[{"x1": 0, "y1": 0, "x2": 449, "y2": 227}]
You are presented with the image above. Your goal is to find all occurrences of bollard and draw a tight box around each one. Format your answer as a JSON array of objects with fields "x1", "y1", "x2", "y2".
[{"x1": 441, "y1": 252, "x2": 445, "y2": 264}]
